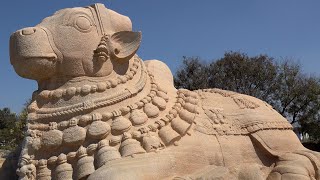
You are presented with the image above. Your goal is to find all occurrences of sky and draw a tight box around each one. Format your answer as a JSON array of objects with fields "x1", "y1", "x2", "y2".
[{"x1": 1, "y1": 0, "x2": 320, "y2": 113}]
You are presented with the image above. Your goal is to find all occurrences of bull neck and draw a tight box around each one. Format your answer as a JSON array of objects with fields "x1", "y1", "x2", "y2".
[{"x1": 27, "y1": 56, "x2": 149, "y2": 122}]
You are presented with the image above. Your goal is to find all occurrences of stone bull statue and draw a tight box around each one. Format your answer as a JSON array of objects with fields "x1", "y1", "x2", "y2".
[{"x1": 10, "y1": 3, "x2": 320, "y2": 180}]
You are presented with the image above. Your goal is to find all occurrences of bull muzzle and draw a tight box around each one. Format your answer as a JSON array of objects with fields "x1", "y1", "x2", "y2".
[{"x1": 10, "y1": 26, "x2": 62, "y2": 80}]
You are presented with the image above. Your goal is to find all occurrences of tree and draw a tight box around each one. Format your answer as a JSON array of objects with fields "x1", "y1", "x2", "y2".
[
  {"x1": 174, "y1": 52, "x2": 320, "y2": 142},
  {"x1": 208, "y1": 52, "x2": 278, "y2": 102},
  {"x1": 0, "y1": 108, "x2": 19, "y2": 150},
  {"x1": 0, "y1": 100, "x2": 28, "y2": 150},
  {"x1": 0, "y1": 108, "x2": 16, "y2": 130},
  {"x1": 273, "y1": 61, "x2": 320, "y2": 125},
  {"x1": 174, "y1": 56, "x2": 209, "y2": 90}
]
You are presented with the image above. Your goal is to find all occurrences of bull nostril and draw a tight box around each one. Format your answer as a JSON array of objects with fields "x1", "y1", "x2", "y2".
[{"x1": 21, "y1": 28, "x2": 36, "y2": 35}]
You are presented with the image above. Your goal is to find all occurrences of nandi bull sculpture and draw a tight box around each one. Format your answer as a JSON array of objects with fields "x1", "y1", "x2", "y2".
[{"x1": 10, "y1": 3, "x2": 320, "y2": 180}]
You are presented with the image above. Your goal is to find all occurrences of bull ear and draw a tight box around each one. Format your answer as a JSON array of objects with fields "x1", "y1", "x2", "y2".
[{"x1": 109, "y1": 31, "x2": 141, "y2": 61}]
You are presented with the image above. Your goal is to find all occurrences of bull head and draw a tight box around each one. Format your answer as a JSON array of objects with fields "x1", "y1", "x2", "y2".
[{"x1": 10, "y1": 3, "x2": 141, "y2": 82}]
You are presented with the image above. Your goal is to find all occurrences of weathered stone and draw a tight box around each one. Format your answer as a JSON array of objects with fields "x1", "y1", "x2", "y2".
[
  {"x1": 87, "y1": 121, "x2": 110, "y2": 139},
  {"x1": 63, "y1": 126, "x2": 86, "y2": 146},
  {"x1": 111, "y1": 116, "x2": 132, "y2": 135},
  {"x1": 130, "y1": 109, "x2": 148, "y2": 125},
  {"x1": 42, "y1": 129, "x2": 63, "y2": 148},
  {"x1": 143, "y1": 103, "x2": 160, "y2": 118}
]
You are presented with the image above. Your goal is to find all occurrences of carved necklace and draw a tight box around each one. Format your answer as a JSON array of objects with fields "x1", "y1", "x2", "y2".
[
  {"x1": 27, "y1": 56, "x2": 147, "y2": 121},
  {"x1": 26, "y1": 87, "x2": 200, "y2": 166},
  {"x1": 35, "y1": 56, "x2": 140, "y2": 101}
]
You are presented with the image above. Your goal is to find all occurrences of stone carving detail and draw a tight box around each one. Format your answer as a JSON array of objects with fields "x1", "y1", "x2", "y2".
[
  {"x1": 54, "y1": 154, "x2": 73, "y2": 180},
  {"x1": 63, "y1": 126, "x2": 86, "y2": 146},
  {"x1": 207, "y1": 88, "x2": 260, "y2": 109},
  {"x1": 75, "y1": 147, "x2": 95, "y2": 180},
  {"x1": 41, "y1": 129, "x2": 63, "y2": 148},
  {"x1": 16, "y1": 155, "x2": 36, "y2": 180},
  {"x1": 36, "y1": 160, "x2": 51, "y2": 180},
  {"x1": 95, "y1": 140, "x2": 121, "y2": 168},
  {"x1": 10, "y1": 3, "x2": 320, "y2": 180},
  {"x1": 87, "y1": 120, "x2": 110, "y2": 139},
  {"x1": 130, "y1": 109, "x2": 148, "y2": 125}
]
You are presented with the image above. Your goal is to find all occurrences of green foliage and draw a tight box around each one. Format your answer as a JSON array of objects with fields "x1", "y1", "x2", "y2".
[
  {"x1": 209, "y1": 52, "x2": 278, "y2": 101},
  {"x1": 174, "y1": 56, "x2": 209, "y2": 90},
  {"x1": 174, "y1": 52, "x2": 320, "y2": 142},
  {"x1": 0, "y1": 101, "x2": 28, "y2": 150}
]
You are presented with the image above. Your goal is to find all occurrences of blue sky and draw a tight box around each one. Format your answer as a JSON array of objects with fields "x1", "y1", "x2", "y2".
[{"x1": 1, "y1": 0, "x2": 320, "y2": 113}]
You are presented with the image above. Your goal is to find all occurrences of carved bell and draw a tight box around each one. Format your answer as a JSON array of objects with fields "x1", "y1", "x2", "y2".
[
  {"x1": 87, "y1": 120, "x2": 111, "y2": 139},
  {"x1": 142, "y1": 134, "x2": 164, "y2": 152},
  {"x1": 54, "y1": 154, "x2": 73, "y2": 180},
  {"x1": 182, "y1": 102, "x2": 198, "y2": 114},
  {"x1": 36, "y1": 159, "x2": 51, "y2": 180},
  {"x1": 152, "y1": 96, "x2": 167, "y2": 110},
  {"x1": 158, "y1": 125, "x2": 181, "y2": 145},
  {"x1": 156, "y1": 91, "x2": 169, "y2": 102},
  {"x1": 171, "y1": 118, "x2": 191, "y2": 136},
  {"x1": 130, "y1": 109, "x2": 148, "y2": 126},
  {"x1": 62, "y1": 126, "x2": 86, "y2": 146},
  {"x1": 143, "y1": 103, "x2": 160, "y2": 118},
  {"x1": 17, "y1": 164, "x2": 36, "y2": 180},
  {"x1": 120, "y1": 133, "x2": 146, "y2": 157},
  {"x1": 96, "y1": 140, "x2": 121, "y2": 168},
  {"x1": 41, "y1": 129, "x2": 63, "y2": 149},
  {"x1": 75, "y1": 146, "x2": 95, "y2": 180},
  {"x1": 178, "y1": 109, "x2": 195, "y2": 124},
  {"x1": 111, "y1": 116, "x2": 132, "y2": 135}
]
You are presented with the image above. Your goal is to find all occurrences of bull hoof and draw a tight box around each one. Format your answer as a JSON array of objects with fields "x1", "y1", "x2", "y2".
[
  {"x1": 267, "y1": 152, "x2": 317, "y2": 180},
  {"x1": 267, "y1": 171, "x2": 312, "y2": 180}
]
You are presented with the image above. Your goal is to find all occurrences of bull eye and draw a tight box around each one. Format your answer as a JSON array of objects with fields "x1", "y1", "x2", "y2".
[{"x1": 74, "y1": 16, "x2": 92, "y2": 32}]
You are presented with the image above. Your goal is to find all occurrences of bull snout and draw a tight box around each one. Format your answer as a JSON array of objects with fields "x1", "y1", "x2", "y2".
[
  {"x1": 10, "y1": 26, "x2": 59, "y2": 63},
  {"x1": 10, "y1": 26, "x2": 61, "y2": 80}
]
